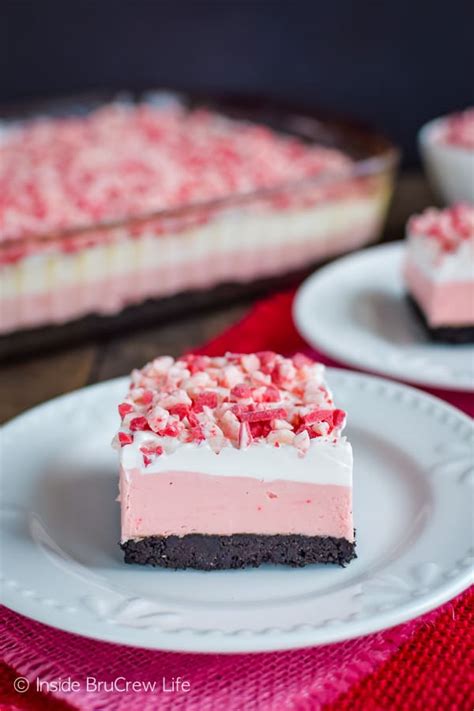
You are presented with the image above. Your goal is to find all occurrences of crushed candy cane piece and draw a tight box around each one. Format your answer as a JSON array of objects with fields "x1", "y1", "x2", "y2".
[
  {"x1": 129, "y1": 416, "x2": 149, "y2": 431},
  {"x1": 118, "y1": 402, "x2": 134, "y2": 418},
  {"x1": 118, "y1": 432, "x2": 133, "y2": 446}
]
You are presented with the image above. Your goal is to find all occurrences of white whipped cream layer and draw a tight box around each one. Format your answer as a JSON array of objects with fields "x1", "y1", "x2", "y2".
[
  {"x1": 1, "y1": 196, "x2": 380, "y2": 298},
  {"x1": 120, "y1": 432, "x2": 353, "y2": 487},
  {"x1": 406, "y1": 232, "x2": 474, "y2": 283}
]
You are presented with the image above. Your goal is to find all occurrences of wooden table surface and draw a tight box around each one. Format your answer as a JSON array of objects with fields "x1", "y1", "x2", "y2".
[{"x1": 0, "y1": 173, "x2": 437, "y2": 425}]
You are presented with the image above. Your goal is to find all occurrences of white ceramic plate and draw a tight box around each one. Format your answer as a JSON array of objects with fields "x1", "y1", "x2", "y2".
[
  {"x1": 1, "y1": 372, "x2": 472, "y2": 653},
  {"x1": 294, "y1": 242, "x2": 474, "y2": 392}
]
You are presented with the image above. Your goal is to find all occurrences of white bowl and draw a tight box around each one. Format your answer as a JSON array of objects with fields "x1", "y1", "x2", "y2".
[{"x1": 419, "y1": 116, "x2": 474, "y2": 204}]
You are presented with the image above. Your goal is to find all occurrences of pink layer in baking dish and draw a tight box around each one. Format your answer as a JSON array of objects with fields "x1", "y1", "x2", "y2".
[{"x1": 0, "y1": 223, "x2": 376, "y2": 333}]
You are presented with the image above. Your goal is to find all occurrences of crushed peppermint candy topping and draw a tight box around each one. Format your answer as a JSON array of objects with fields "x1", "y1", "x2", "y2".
[
  {"x1": 408, "y1": 204, "x2": 474, "y2": 252},
  {"x1": 437, "y1": 108, "x2": 474, "y2": 150},
  {"x1": 112, "y1": 352, "x2": 347, "y2": 464},
  {"x1": 0, "y1": 103, "x2": 351, "y2": 244}
]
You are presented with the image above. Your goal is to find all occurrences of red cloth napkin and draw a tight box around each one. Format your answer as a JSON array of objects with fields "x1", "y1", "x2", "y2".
[{"x1": 1, "y1": 289, "x2": 472, "y2": 711}]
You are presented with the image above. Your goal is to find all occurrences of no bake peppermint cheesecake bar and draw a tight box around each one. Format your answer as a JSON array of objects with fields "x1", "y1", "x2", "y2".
[
  {"x1": 404, "y1": 204, "x2": 474, "y2": 343},
  {"x1": 114, "y1": 352, "x2": 355, "y2": 569}
]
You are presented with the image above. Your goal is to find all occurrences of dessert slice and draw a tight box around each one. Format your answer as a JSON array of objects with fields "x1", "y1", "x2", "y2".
[
  {"x1": 404, "y1": 204, "x2": 474, "y2": 343},
  {"x1": 114, "y1": 352, "x2": 355, "y2": 570}
]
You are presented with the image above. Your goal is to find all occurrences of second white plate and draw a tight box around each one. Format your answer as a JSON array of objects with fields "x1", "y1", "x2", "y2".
[{"x1": 294, "y1": 242, "x2": 474, "y2": 391}]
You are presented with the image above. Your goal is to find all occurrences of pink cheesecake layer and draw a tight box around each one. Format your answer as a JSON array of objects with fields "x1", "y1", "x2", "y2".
[
  {"x1": 405, "y1": 262, "x2": 474, "y2": 326},
  {"x1": 0, "y1": 222, "x2": 377, "y2": 333},
  {"x1": 120, "y1": 468, "x2": 354, "y2": 542}
]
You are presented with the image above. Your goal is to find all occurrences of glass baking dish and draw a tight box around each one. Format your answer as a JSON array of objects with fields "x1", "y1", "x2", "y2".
[{"x1": 0, "y1": 90, "x2": 399, "y2": 356}]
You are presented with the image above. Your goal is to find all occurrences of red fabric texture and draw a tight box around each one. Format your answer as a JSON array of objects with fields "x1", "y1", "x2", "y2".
[
  {"x1": 0, "y1": 662, "x2": 75, "y2": 711},
  {"x1": 1, "y1": 288, "x2": 472, "y2": 710},
  {"x1": 323, "y1": 593, "x2": 474, "y2": 711}
]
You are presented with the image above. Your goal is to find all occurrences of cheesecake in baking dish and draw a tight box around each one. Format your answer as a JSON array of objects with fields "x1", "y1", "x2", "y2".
[
  {"x1": 0, "y1": 101, "x2": 392, "y2": 335},
  {"x1": 114, "y1": 352, "x2": 355, "y2": 569}
]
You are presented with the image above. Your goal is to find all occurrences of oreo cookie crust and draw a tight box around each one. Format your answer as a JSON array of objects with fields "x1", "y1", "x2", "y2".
[{"x1": 120, "y1": 533, "x2": 357, "y2": 570}]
